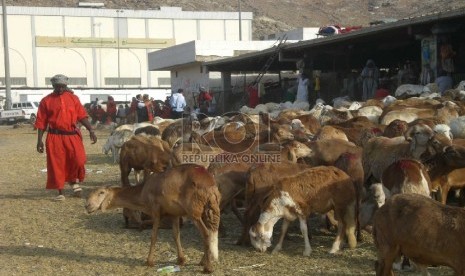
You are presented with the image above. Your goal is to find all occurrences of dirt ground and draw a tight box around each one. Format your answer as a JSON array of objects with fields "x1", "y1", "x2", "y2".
[{"x1": 0, "y1": 125, "x2": 454, "y2": 275}]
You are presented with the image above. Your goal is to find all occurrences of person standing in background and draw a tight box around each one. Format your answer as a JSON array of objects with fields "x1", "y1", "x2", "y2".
[
  {"x1": 143, "y1": 94, "x2": 154, "y2": 122},
  {"x1": 360, "y1": 59, "x2": 379, "y2": 100},
  {"x1": 136, "y1": 94, "x2": 149, "y2": 123},
  {"x1": 314, "y1": 72, "x2": 321, "y2": 101},
  {"x1": 170, "y1": 89, "x2": 187, "y2": 119},
  {"x1": 116, "y1": 104, "x2": 126, "y2": 124},
  {"x1": 295, "y1": 73, "x2": 309, "y2": 103},
  {"x1": 35, "y1": 74, "x2": 97, "y2": 201},
  {"x1": 197, "y1": 87, "x2": 213, "y2": 115},
  {"x1": 106, "y1": 96, "x2": 117, "y2": 124},
  {"x1": 419, "y1": 63, "x2": 435, "y2": 85}
]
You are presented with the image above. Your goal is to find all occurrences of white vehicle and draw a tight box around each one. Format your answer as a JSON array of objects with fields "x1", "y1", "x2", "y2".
[{"x1": 0, "y1": 101, "x2": 39, "y2": 124}]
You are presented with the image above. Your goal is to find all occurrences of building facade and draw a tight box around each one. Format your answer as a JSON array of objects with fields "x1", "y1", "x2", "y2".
[{"x1": 0, "y1": 5, "x2": 252, "y2": 103}]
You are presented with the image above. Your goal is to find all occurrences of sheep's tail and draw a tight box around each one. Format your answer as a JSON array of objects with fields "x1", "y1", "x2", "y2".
[
  {"x1": 202, "y1": 187, "x2": 221, "y2": 232},
  {"x1": 201, "y1": 186, "x2": 221, "y2": 261}
]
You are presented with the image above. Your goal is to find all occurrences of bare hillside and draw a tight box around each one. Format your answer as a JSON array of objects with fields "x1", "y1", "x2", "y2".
[{"x1": 6, "y1": 0, "x2": 465, "y2": 39}]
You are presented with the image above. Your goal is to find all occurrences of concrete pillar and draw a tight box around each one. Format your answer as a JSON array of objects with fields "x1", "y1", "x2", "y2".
[{"x1": 221, "y1": 71, "x2": 232, "y2": 113}]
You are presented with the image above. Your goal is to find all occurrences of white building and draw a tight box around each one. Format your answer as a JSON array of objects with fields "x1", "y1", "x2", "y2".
[
  {"x1": 0, "y1": 5, "x2": 252, "y2": 104},
  {"x1": 148, "y1": 39, "x2": 287, "y2": 112}
]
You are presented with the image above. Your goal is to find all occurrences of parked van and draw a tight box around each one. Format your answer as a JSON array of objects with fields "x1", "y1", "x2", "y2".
[
  {"x1": 0, "y1": 101, "x2": 39, "y2": 124},
  {"x1": 12, "y1": 101, "x2": 39, "y2": 122}
]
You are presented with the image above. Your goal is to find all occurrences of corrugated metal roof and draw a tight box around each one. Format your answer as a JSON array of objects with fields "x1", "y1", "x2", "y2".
[
  {"x1": 285, "y1": 6, "x2": 465, "y2": 51},
  {"x1": 204, "y1": 7, "x2": 465, "y2": 71}
]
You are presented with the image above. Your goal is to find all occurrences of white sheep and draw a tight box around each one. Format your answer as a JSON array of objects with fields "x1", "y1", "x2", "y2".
[
  {"x1": 433, "y1": 124, "x2": 453, "y2": 140},
  {"x1": 359, "y1": 183, "x2": 391, "y2": 231},
  {"x1": 449, "y1": 116, "x2": 465, "y2": 139},
  {"x1": 395, "y1": 84, "x2": 430, "y2": 97},
  {"x1": 382, "y1": 95, "x2": 397, "y2": 106}
]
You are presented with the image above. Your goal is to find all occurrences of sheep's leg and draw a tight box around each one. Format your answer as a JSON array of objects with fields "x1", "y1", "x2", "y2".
[
  {"x1": 192, "y1": 219, "x2": 214, "y2": 273},
  {"x1": 329, "y1": 220, "x2": 344, "y2": 254},
  {"x1": 143, "y1": 169, "x2": 151, "y2": 184},
  {"x1": 344, "y1": 202, "x2": 357, "y2": 249},
  {"x1": 134, "y1": 170, "x2": 141, "y2": 184},
  {"x1": 236, "y1": 203, "x2": 258, "y2": 246},
  {"x1": 272, "y1": 219, "x2": 290, "y2": 254},
  {"x1": 441, "y1": 185, "x2": 450, "y2": 205},
  {"x1": 325, "y1": 210, "x2": 337, "y2": 231},
  {"x1": 299, "y1": 216, "x2": 312, "y2": 256},
  {"x1": 171, "y1": 216, "x2": 186, "y2": 265},
  {"x1": 231, "y1": 199, "x2": 244, "y2": 225},
  {"x1": 120, "y1": 165, "x2": 131, "y2": 187},
  {"x1": 111, "y1": 146, "x2": 117, "y2": 163},
  {"x1": 146, "y1": 215, "x2": 161, "y2": 267}
]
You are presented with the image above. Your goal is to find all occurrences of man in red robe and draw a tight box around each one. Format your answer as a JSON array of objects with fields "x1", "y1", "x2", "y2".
[{"x1": 35, "y1": 74, "x2": 97, "y2": 201}]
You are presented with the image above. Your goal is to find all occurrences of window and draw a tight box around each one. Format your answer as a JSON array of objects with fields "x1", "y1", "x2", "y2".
[
  {"x1": 105, "y1": 77, "x2": 141, "y2": 86},
  {"x1": 157, "y1": 77, "x2": 171, "y2": 86},
  {"x1": 45, "y1": 77, "x2": 87, "y2": 86},
  {"x1": 0, "y1": 77, "x2": 27, "y2": 86}
]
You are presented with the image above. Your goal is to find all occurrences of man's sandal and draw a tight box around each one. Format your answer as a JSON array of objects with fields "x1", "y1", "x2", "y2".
[
  {"x1": 54, "y1": 195, "x2": 65, "y2": 201},
  {"x1": 71, "y1": 184, "x2": 82, "y2": 198}
]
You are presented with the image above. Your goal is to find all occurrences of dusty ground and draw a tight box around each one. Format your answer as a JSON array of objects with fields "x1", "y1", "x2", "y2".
[{"x1": 0, "y1": 125, "x2": 454, "y2": 275}]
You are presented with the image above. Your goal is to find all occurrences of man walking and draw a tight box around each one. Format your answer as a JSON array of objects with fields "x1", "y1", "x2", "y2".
[{"x1": 35, "y1": 74, "x2": 97, "y2": 201}]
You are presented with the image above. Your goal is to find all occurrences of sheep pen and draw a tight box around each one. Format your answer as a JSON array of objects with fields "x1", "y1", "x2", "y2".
[{"x1": 0, "y1": 125, "x2": 455, "y2": 275}]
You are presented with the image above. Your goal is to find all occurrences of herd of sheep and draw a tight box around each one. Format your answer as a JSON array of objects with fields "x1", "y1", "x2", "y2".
[{"x1": 86, "y1": 84, "x2": 465, "y2": 275}]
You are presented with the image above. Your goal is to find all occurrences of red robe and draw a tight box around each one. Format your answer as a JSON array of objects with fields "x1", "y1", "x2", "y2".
[{"x1": 35, "y1": 91, "x2": 88, "y2": 190}]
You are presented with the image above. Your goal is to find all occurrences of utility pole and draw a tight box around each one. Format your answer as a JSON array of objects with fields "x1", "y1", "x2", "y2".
[
  {"x1": 2, "y1": 0, "x2": 11, "y2": 109},
  {"x1": 238, "y1": 0, "x2": 242, "y2": 41}
]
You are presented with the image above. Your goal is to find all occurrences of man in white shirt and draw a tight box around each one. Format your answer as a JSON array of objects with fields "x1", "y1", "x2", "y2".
[
  {"x1": 296, "y1": 73, "x2": 309, "y2": 103},
  {"x1": 170, "y1": 89, "x2": 187, "y2": 119}
]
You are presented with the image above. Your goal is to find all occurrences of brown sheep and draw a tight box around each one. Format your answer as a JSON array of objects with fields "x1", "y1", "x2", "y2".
[
  {"x1": 249, "y1": 166, "x2": 357, "y2": 255},
  {"x1": 331, "y1": 125, "x2": 383, "y2": 147},
  {"x1": 383, "y1": 119, "x2": 408, "y2": 138},
  {"x1": 171, "y1": 142, "x2": 224, "y2": 168},
  {"x1": 424, "y1": 145, "x2": 465, "y2": 204},
  {"x1": 362, "y1": 123, "x2": 451, "y2": 182},
  {"x1": 237, "y1": 161, "x2": 312, "y2": 246},
  {"x1": 162, "y1": 116, "x2": 199, "y2": 147},
  {"x1": 254, "y1": 140, "x2": 312, "y2": 163},
  {"x1": 313, "y1": 125, "x2": 349, "y2": 141},
  {"x1": 208, "y1": 161, "x2": 251, "y2": 236},
  {"x1": 330, "y1": 116, "x2": 378, "y2": 129},
  {"x1": 193, "y1": 122, "x2": 294, "y2": 154},
  {"x1": 303, "y1": 138, "x2": 360, "y2": 166},
  {"x1": 85, "y1": 164, "x2": 221, "y2": 274},
  {"x1": 119, "y1": 135, "x2": 173, "y2": 187},
  {"x1": 373, "y1": 193, "x2": 465, "y2": 276},
  {"x1": 381, "y1": 159, "x2": 431, "y2": 197}
]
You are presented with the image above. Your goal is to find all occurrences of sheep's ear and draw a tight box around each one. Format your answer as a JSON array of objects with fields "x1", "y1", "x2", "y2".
[
  {"x1": 100, "y1": 194, "x2": 111, "y2": 212},
  {"x1": 404, "y1": 126, "x2": 415, "y2": 141},
  {"x1": 249, "y1": 226, "x2": 257, "y2": 238},
  {"x1": 287, "y1": 149, "x2": 297, "y2": 163}
]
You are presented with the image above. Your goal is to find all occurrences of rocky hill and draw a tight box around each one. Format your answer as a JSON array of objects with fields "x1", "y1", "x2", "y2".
[{"x1": 6, "y1": 0, "x2": 465, "y2": 39}]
